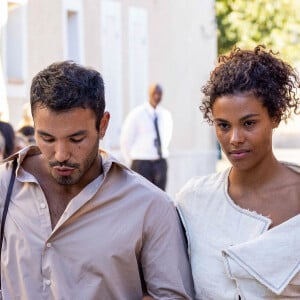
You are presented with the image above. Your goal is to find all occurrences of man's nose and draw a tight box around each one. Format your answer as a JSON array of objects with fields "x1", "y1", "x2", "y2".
[{"x1": 54, "y1": 142, "x2": 71, "y2": 162}]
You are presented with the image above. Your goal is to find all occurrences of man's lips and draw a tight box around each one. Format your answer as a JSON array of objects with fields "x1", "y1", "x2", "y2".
[{"x1": 53, "y1": 166, "x2": 75, "y2": 176}]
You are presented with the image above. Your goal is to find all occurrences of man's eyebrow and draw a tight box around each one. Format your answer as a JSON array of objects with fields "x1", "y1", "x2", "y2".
[
  {"x1": 37, "y1": 130, "x2": 53, "y2": 137},
  {"x1": 68, "y1": 130, "x2": 87, "y2": 138},
  {"x1": 37, "y1": 130, "x2": 87, "y2": 137}
]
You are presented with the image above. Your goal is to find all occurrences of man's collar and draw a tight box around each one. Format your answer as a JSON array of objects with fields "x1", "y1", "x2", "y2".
[
  {"x1": 100, "y1": 149, "x2": 130, "y2": 176},
  {"x1": 145, "y1": 101, "x2": 160, "y2": 114},
  {"x1": 2, "y1": 145, "x2": 130, "y2": 176}
]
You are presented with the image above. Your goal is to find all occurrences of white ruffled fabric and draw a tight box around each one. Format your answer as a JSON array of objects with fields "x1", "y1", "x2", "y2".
[{"x1": 176, "y1": 162, "x2": 300, "y2": 300}]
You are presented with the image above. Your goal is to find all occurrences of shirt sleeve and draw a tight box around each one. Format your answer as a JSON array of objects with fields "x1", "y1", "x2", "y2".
[
  {"x1": 120, "y1": 112, "x2": 137, "y2": 165},
  {"x1": 164, "y1": 110, "x2": 173, "y2": 149},
  {"x1": 140, "y1": 198, "x2": 195, "y2": 299}
]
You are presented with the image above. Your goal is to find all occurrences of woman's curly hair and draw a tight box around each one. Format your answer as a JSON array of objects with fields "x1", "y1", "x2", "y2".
[{"x1": 200, "y1": 45, "x2": 300, "y2": 124}]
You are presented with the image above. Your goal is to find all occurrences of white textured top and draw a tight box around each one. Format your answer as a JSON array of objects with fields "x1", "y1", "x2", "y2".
[
  {"x1": 176, "y1": 162, "x2": 300, "y2": 300},
  {"x1": 120, "y1": 102, "x2": 173, "y2": 163}
]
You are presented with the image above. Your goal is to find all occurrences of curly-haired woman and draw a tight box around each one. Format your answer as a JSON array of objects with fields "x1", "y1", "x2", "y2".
[{"x1": 176, "y1": 46, "x2": 300, "y2": 299}]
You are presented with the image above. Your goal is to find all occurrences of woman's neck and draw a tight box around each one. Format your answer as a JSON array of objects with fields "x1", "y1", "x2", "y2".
[{"x1": 229, "y1": 152, "x2": 282, "y2": 189}]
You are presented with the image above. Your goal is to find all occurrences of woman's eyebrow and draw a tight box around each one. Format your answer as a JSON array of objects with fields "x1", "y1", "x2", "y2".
[{"x1": 239, "y1": 113, "x2": 260, "y2": 121}]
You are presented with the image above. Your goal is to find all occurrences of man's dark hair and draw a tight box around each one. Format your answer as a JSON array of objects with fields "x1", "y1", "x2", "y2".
[
  {"x1": 30, "y1": 61, "x2": 105, "y2": 130},
  {"x1": 200, "y1": 45, "x2": 300, "y2": 124}
]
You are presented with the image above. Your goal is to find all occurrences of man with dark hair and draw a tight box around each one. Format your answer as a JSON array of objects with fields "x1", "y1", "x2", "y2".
[
  {"x1": 0, "y1": 61, "x2": 193, "y2": 299},
  {"x1": 120, "y1": 84, "x2": 173, "y2": 191},
  {"x1": 17, "y1": 125, "x2": 35, "y2": 145}
]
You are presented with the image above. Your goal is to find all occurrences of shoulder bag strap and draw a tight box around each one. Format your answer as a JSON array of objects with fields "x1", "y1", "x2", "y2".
[{"x1": 0, "y1": 159, "x2": 17, "y2": 290}]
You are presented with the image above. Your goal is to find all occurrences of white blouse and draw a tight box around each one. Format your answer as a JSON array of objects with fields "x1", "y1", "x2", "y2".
[{"x1": 176, "y1": 162, "x2": 300, "y2": 300}]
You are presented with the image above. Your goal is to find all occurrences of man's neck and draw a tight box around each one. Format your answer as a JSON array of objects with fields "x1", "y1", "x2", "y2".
[
  {"x1": 54, "y1": 156, "x2": 102, "y2": 196},
  {"x1": 148, "y1": 101, "x2": 158, "y2": 109}
]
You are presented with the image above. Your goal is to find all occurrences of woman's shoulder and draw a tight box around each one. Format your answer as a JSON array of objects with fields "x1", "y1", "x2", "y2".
[
  {"x1": 176, "y1": 168, "x2": 230, "y2": 207},
  {"x1": 281, "y1": 161, "x2": 300, "y2": 174}
]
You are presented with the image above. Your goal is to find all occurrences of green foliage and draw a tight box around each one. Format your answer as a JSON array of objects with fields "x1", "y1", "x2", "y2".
[{"x1": 216, "y1": 0, "x2": 300, "y2": 63}]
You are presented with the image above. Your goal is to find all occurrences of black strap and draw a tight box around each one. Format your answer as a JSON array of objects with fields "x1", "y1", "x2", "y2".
[{"x1": 0, "y1": 159, "x2": 17, "y2": 290}]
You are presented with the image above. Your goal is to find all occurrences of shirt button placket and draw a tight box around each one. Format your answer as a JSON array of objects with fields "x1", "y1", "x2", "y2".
[
  {"x1": 42, "y1": 243, "x2": 53, "y2": 292},
  {"x1": 45, "y1": 279, "x2": 51, "y2": 286}
]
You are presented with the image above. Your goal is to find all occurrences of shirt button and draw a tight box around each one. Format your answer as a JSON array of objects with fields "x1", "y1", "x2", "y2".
[
  {"x1": 40, "y1": 202, "x2": 46, "y2": 209},
  {"x1": 45, "y1": 279, "x2": 51, "y2": 286},
  {"x1": 46, "y1": 243, "x2": 52, "y2": 248}
]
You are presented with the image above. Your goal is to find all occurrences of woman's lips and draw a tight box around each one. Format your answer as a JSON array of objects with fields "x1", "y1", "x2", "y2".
[{"x1": 229, "y1": 150, "x2": 250, "y2": 159}]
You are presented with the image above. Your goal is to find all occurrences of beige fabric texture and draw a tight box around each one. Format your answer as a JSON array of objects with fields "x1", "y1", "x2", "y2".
[{"x1": 0, "y1": 146, "x2": 194, "y2": 300}]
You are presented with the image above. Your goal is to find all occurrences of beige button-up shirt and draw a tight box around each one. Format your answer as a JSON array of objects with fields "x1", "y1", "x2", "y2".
[{"x1": 0, "y1": 147, "x2": 193, "y2": 300}]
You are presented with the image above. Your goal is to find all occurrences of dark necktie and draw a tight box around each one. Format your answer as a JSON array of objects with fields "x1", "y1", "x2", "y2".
[{"x1": 154, "y1": 113, "x2": 162, "y2": 158}]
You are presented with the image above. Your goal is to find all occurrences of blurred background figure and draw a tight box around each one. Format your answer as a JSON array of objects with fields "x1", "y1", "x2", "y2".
[
  {"x1": 0, "y1": 120, "x2": 15, "y2": 159},
  {"x1": 14, "y1": 103, "x2": 35, "y2": 151},
  {"x1": 17, "y1": 125, "x2": 35, "y2": 145},
  {"x1": 0, "y1": 132, "x2": 5, "y2": 160},
  {"x1": 18, "y1": 102, "x2": 34, "y2": 129},
  {"x1": 120, "y1": 84, "x2": 173, "y2": 191}
]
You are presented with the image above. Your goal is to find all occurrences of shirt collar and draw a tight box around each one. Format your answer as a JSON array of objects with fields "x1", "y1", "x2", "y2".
[
  {"x1": 3, "y1": 145, "x2": 130, "y2": 181},
  {"x1": 222, "y1": 213, "x2": 300, "y2": 294},
  {"x1": 221, "y1": 162, "x2": 300, "y2": 295},
  {"x1": 100, "y1": 149, "x2": 130, "y2": 176},
  {"x1": 145, "y1": 101, "x2": 160, "y2": 115}
]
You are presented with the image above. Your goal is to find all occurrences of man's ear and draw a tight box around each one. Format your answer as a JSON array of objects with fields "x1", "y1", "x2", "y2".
[{"x1": 99, "y1": 112, "x2": 110, "y2": 139}]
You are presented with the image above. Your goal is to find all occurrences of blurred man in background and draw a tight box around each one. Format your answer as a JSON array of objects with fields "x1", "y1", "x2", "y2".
[{"x1": 121, "y1": 84, "x2": 173, "y2": 191}]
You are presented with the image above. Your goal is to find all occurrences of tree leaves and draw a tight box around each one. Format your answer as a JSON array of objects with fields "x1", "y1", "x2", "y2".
[{"x1": 216, "y1": 0, "x2": 300, "y2": 63}]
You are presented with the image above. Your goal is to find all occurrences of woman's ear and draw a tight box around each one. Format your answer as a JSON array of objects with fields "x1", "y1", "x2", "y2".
[{"x1": 271, "y1": 116, "x2": 280, "y2": 129}]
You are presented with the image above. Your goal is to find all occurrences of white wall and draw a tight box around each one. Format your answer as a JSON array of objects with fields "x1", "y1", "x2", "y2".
[{"x1": 3, "y1": 0, "x2": 218, "y2": 196}]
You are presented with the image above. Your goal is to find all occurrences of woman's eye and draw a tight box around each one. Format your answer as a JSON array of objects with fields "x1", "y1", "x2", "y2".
[
  {"x1": 217, "y1": 123, "x2": 230, "y2": 130},
  {"x1": 244, "y1": 120, "x2": 256, "y2": 127}
]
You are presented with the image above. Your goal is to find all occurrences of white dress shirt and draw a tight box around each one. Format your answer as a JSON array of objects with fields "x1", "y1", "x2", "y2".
[{"x1": 120, "y1": 102, "x2": 173, "y2": 164}]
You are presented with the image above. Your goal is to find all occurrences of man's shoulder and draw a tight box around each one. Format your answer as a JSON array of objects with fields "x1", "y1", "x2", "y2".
[
  {"x1": 128, "y1": 104, "x2": 146, "y2": 116},
  {"x1": 0, "y1": 160, "x2": 17, "y2": 199},
  {"x1": 158, "y1": 105, "x2": 170, "y2": 113},
  {"x1": 0, "y1": 146, "x2": 41, "y2": 183},
  {"x1": 0, "y1": 160, "x2": 13, "y2": 175},
  {"x1": 114, "y1": 164, "x2": 173, "y2": 204},
  {"x1": 125, "y1": 167, "x2": 171, "y2": 201},
  {"x1": 157, "y1": 105, "x2": 172, "y2": 118}
]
